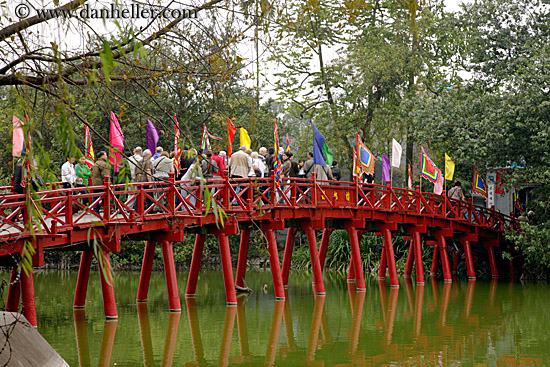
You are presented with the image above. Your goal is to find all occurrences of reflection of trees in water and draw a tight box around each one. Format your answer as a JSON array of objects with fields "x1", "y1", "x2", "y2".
[{"x1": 67, "y1": 276, "x2": 546, "y2": 366}]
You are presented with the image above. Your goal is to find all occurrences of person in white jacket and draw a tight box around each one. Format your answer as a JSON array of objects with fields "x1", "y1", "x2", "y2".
[{"x1": 61, "y1": 156, "x2": 77, "y2": 188}]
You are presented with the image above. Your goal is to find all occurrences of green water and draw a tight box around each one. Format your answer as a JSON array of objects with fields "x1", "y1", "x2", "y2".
[{"x1": 7, "y1": 270, "x2": 550, "y2": 366}]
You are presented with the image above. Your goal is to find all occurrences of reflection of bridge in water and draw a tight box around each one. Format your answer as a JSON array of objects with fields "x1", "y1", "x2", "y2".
[
  {"x1": 72, "y1": 279, "x2": 543, "y2": 366},
  {"x1": 1, "y1": 176, "x2": 519, "y2": 327}
]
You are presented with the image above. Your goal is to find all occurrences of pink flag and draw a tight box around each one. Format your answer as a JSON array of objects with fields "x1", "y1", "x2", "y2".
[
  {"x1": 12, "y1": 115, "x2": 24, "y2": 157},
  {"x1": 408, "y1": 163, "x2": 413, "y2": 190},
  {"x1": 109, "y1": 111, "x2": 125, "y2": 172},
  {"x1": 433, "y1": 167, "x2": 444, "y2": 195}
]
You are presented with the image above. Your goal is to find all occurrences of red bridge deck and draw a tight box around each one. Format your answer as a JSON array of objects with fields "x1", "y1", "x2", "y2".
[{"x1": 0, "y1": 175, "x2": 518, "y2": 327}]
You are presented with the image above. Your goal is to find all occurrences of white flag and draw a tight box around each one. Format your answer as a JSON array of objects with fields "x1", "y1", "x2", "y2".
[{"x1": 391, "y1": 138, "x2": 402, "y2": 168}]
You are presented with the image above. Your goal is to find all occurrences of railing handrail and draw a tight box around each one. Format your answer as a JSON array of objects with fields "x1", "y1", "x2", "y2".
[{"x1": 0, "y1": 175, "x2": 518, "y2": 238}]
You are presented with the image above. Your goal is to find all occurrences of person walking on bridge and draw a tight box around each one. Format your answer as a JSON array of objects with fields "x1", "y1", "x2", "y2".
[
  {"x1": 128, "y1": 146, "x2": 143, "y2": 181},
  {"x1": 61, "y1": 156, "x2": 76, "y2": 189},
  {"x1": 91, "y1": 151, "x2": 110, "y2": 214}
]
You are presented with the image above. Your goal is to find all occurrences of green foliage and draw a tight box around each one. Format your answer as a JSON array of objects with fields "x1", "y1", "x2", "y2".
[{"x1": 506, "y1": 224, "x2": 550, "y2": 279}]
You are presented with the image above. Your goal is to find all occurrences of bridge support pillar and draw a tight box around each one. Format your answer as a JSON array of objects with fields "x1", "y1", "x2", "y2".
[
  {"x1": 377, "y1": 223, "x2": 399, "y2": 288},
  {"x1": 435, "y1": 229, "x2": 453, "y2": 283},
  {"x1": 74, "y1": 251, "x2": 93, "y2": 308},
  {"x1": 281, "y1": 228, "x2": 298, "y2": 287},
  {"x1": 263, "y1": 228, "x2": 285, "y2": 300},
  {"x1": 137, "y1": 241, "x2": 156, "y2": 302},
  {"x1": 235, "y1": 229, "x2": 250, "y2": 289},
  {"x1": 301, "y1": 220, "x2": 326, "y2": 295},
  {"x1": 6, "y1": 266, "x2": 21, "y2": 312},
  {"x1": 186, "y1": 234, "x2": 206, "y2": 297},
  {"x1": 403, "y1": 238, "x2": 414, "y2": 278},
  {"x1": 216, "y1": 232, "x2": 237, "y2": 305},
  {"x1": 344, "y1": 223, "x2": 366, "y2": 291},
  {"x1": 430, "y1": 246, "x2": 439, "y2": 276},
  {"x1": 405, "y1": 227, "x2": 426, "y2": 284},
  {"x1": 318, "y1": 228, "x2": 335, "y2": 270},
  {"x1": 460, "y1": 235, "x2": 477, "y2": 280},
  {"x1": 412, "y1": 231, "x2": 425, "y2": 284},
  {"x1": 98, "y1": 251, "x2": 118, "y2": 319},
  {"x1": 161, "y1": 240, "x2": 181, "y2": 312},
  {"x1": 21, "y1": 267, "x2": 37, "y2": 327},
  {"x1": 485, "y1": 244, "x2": 499, "y2": 278},
  {"x1": 452, "y1": 247, "x2": 462, "y2": 274},
  {"x1": 347, "y1": 257, "x2": 355, "y2": 283}
]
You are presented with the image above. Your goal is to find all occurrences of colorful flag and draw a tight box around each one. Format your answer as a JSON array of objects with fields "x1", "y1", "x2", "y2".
[
  {"x1": 382, "y1": 155, "x2": 390, "y2": 182},
  {"x1": 472, "y1": 168, "x2": 487, "y2": 197},
  {"x1": 201, "y1": 124, "x2": 210, "y2": 151},
  {"x1": 356, "y1": 134, "x2": 375, "y2": 175},
  {"x1": 445, "y1": 153, "x2": 455, "y2": 181},
  {"x1": 420, "y1": 146, "x2": 440, "y2": 183},
  {"x1": 227, "y1": 117, "x2": 237, "y2": 157},
  {"x1": 146, "y1": 119, "x2": 159, "y2": 154},
  {"x1": 12, "y1": 115, "x2": 24, "y2": 157},
  {"x1": 352, "y1": 148, "x2": 358, "y2": 178},
  {"x1": 85, "y1": 125, "x2": 94, "y2": 169},
  {"x1": 109, "y1": 111, "x2": 125, "y2": 172},
  {"x1": 408, "y1": 163, "x2": 413, "y2": 189},
  {"x1": 240, "y1": 127, "x2": 251, "y2": 149},
  {"x1": 273, "y1": 122, "x2": 281, "y2": 182},
  {"x1": 513, "y1": 187, "x2": 522, "y2": 213},
  {"x1": 322, "y1": 141, "x2": 333, "y2": 166},
  {"x1": 312, "y1": 124, "x2": 327, "y2": 167},
  {"x1": 391, "y1": 139, "x2": 402, "y2": 168},
  {"x1": 173, "y1": 114, "x2": 181, "y2": 172},
  {"x1": 434, "y1": 168, "x2": 444, "y2": 194},
  {"x1": 495, "y1": 171, "x2": 504, "y2": 194},
  {"x1": 285, "y1": 134, "x2": 290, "y2": 152}
]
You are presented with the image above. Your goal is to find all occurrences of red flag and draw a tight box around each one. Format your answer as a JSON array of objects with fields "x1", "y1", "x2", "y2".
[
  {"x1": 227, "y1": 117, "x2": 237, "y2": 157},
  {"x1": 109, "y1": 111, "x2": 124, "y2": 172},
  {"x1": 495, "y1": 171, "x2": 504, "y2": 194}
]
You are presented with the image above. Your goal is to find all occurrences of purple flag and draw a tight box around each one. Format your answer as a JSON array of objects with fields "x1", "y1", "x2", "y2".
[
  {"x1": 382, "y1": 155, "x2": 391, "y2": 182},
  {"x1": 146, "y1": 119, "x2": 159, "y2": 153}
]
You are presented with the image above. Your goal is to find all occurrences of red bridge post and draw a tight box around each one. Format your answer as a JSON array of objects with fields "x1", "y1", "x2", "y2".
[
  {"x1": 137, "y1": 240, "x2": 156, "y2": 302},
  {"x1": 377, "y1": 223, "x2": 399, "y2": 288},
  {"x1": 74, "y1": 251, "x2": 93, "y2": 308},
  {"x1": 267, "y1": 230, "x2": 285, "y2": 299},
  {"x1": 318, "y1": 228, "x2": 335, "y2": 270},
  {"x1": 186, "y1": 233, "x2": 206, "y2": 297},
  {"x1": 281, "y1": 227, "x2": 298, "y2": 287},
  {"x1": 345, "y1": 222, "x2": 366, "y2": 291},
  {"x1": 235, "y1": 229, "x2": 250, "y2": 289},
  {"x1": 406, "y1": 226, "x2": 427, "y2": 284},
  {"x1": 483, "y1": 239, "x2": 499, "y2": 278},
  {"x1": 460, "y1": 233, "x2": 478, "y2": 280},
  {"x1": 21, "y1": 267, "x2": 37, "y2": 327},
  {"x1": 98, "y1": 251, "x2": 118, "y2": 319},
  {"x1": 262, "y1": 225, "x2": 285, "y2": 299},
  {"x1": 347, "y1": 257, "x2": 355, "y2": 283},
  {"x1": 403, "y1": 238, "x2": 414, "y2": 278},
  {"x1": 215, "y1": 230, "x2": 238, "y2": 305},
  {"x1": 161, "y1": 240, "x2": 181, "y2": 312},
  {"x1": 6, "y1": 266, "x2": 21, "y2": 312},
  {"x1": 301, "y1": 220, "x2": 326, "y2": 295},
  {"x1": 435, "y1": 229, "x2": 453, "y2": 282}
]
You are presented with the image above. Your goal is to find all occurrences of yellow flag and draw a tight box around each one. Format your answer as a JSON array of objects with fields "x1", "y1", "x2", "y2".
[
  {"x1": 240, "y1": 127, "x2": 251, "y2": 149},
  {"x1": 445, "y1": 153, "x2": 455, "y2": 181}
]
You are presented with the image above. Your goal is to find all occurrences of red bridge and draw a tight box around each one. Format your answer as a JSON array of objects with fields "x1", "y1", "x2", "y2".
[{"x1": 0, "y1": 175, "x2": 518, "y2": 327}]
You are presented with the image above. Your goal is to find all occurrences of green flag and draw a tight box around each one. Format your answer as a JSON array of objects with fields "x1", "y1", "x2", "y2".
[{"x1": 322, "y1": 142, "x2": 333, "y2": 166}]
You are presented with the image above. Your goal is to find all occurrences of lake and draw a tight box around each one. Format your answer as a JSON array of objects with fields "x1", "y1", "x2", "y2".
[{"x1": 8, "y1": 269, "x2": 549, "y2": 366}]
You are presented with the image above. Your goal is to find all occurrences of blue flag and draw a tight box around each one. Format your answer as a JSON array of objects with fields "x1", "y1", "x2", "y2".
[{"x1": 312, "y1": 124, "x2": 327, "y2": 167}]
